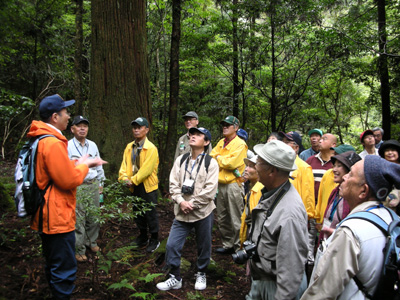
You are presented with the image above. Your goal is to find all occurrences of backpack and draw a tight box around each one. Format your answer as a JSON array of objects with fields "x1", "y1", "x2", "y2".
[
  {"x1": 179, "y1": 152, "x2": 212, "y2": 173},
  {"x1": 339, "y1": 207, "x2": 400, "y2": 300},
  {"x1": 14, "y1": 135, "x2": 54, "y2": 230}
]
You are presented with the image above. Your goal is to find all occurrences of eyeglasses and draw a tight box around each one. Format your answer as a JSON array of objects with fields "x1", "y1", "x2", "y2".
[{"x1": 221, "y1": 123, "x2": 233, "y2": 128}]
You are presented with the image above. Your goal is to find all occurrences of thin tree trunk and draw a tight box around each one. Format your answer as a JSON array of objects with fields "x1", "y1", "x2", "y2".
[
  {"x1": 376, "y1": 0, "x2": 390, "y2": 139},
  {"x1": 159, "y1": 0, "x2": 181, "y2": 194},
  {"x1": 270, "y1": 12, "x2": 277, "y2": 131},
  {"x1": 232, "y1": 0, "x2": 239, "y2": 118},
  {"x1": 74, "y1": 0, "x2": 84, "y2": 115}
]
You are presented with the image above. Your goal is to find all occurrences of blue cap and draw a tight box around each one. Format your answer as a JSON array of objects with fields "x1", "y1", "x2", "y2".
[
  {"x1": 39, "y1": 94, "x2": 75, "y2": 118},
  {"x1": 237, "y1": 129, "x2": 249, "y2": 142},
  {"x1": 189, "y1": 127, "x2": 212, "y2": 141}
]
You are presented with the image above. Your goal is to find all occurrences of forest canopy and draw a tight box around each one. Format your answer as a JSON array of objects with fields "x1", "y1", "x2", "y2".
[{"x1": 0, "y1": 0, "x2": 399, "y2": 183}]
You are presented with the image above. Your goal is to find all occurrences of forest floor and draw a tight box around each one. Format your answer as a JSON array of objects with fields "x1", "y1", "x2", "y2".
[{"x1": 0, "y1": 161, "x2": 250, "y2": 300}]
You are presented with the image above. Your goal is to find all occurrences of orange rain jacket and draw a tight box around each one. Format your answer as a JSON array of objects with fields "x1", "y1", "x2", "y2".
[{"x1": 28, "y1": 120, "x2": 88, "y2": 234}]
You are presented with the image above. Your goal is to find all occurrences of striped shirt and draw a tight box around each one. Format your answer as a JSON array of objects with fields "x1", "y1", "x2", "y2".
[{"x1": 306, "y1": 153, "x2": 333, "y2": 203}]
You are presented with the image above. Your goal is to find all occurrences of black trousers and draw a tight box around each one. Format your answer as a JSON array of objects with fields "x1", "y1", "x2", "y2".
[{"x1": 132, "y1": 183, "x2": 159, "y2": 234}]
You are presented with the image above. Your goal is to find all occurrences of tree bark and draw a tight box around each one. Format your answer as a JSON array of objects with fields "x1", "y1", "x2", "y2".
[
  {"x1": 232, "y1": 0, "x2": 240, "y2": 118},
  {"x1": 74, "y1": 0, "x2": 84, "y2": 115},
  {"x1": 89, "y1": 0, "x2": 151, "y2": 177},
  {"x1": 159, "y1": 0, "x2": 181, "y2": 193},
  {"x1": 376, "y1": 0, "x2": 390, "y2": 139},
  {"x1": 270, "y1": 11, "x2": 277, "y2": 132}
]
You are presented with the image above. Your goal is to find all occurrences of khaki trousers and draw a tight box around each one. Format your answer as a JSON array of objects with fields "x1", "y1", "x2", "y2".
[
  {"x1": 216, "y1": 182, "x2": 244, "y2": 250},
  {"x1": 75, "y1": 182, "x2": 100, "y2": 255}
]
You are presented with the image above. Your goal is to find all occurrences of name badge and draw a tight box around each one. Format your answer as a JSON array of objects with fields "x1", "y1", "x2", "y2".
[
  {"x1": 323, "y1": 218, "x2": 332, "y2": 230},
  {"x1": 183, "y1": 179, "x2": 194, "y2": 187}
]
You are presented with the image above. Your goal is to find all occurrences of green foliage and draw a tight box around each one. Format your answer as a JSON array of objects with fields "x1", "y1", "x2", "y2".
[
  {"x1": 0, "y1": 89, "x2": 35, "y2": 159},
  {"x1": 223, "y1": 270, "x2": 236, "y2": 284},
  {"x1": 97, "y1": 245, "x2": 135, "y2": 275},
  {"x1": 107, "y1": 273, "x2": 162, "y2": 300},
  {"x1": 0, "y1": 178, "x2": 14, "y2": 213},
  {"x1": 77, "y1": 180, "x2": 156, "y2": 226},
  {"x1": 108, "y1": 278, "x2": 135, "y2": 291},
  {"x1": 186, "y1": 291, "x2": 215, "y2": 300}
]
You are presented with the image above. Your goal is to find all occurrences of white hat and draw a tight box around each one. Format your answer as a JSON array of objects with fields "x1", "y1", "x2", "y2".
[
  {"x1": 254, "y1": 140, "x2": 297, "y2": 172},
  {"x1": 244, "y1": 155, "x2": 258, "y2": 166}
]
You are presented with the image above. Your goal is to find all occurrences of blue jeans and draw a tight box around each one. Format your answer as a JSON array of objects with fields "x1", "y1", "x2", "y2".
[
  {"x1": 41, "y1": 231, "x2": 77, "y2": 300},
  {"x1": 166, "y1": 213, "x2": 214, "y2": 276}
]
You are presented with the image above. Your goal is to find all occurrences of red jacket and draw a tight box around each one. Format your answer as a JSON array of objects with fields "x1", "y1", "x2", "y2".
[{"x1": 28, "y1": 120, "x2": 88, "y2": 234}]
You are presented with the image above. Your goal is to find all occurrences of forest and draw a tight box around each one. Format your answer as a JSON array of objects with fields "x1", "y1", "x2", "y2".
[
  {"x1": 0, "y1": 0, "x2": 399, "y2": 298},
  {"x1": 0, "y1": 0, "x2": 399, "y2": 187}
]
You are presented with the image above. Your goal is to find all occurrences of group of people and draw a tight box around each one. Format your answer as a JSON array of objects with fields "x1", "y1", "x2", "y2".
[{"x1": 27, "y1": 93, "x2": 400, "y2": 300}]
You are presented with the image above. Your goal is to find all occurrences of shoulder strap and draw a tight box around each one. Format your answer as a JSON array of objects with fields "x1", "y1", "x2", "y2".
[
  {"x1": 339, "y1": 207, "x2": 397, "y2": 235},
  {"x1": 179, "y1": 152, "x2": 212, "y2": 173},
  {"x1": 204, "y1": 154, "x2": 212, "y2": 173},
  {"x1": 34, "y1": 135, "x2": 55, "y2": 233},
  {"x1": 338, "y1": 207, "x2": 395, "y2": 299},
  {"x1": 340, "y1": 211, "x2": 389, "y2": 234},
  {"x1": 180, "y1": 152, "x2": 191, "y2": 167}
]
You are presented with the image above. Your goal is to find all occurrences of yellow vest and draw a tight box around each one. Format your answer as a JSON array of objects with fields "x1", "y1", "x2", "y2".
[
  {"x1": 290, "y1": 156, "x2": 315, "y2": 219},
  {"x1": 118, "y1": 137, "x2": 159, "y2": 193},
  {"x1": 239, "y1": 182, "x2": 264, "y2": 245},
  {"x1": 315, "y1": 169, "x2": 338, "y2": 224},
  {"x1": 210, "y1": 135, "x2": 248, "y2": 184}
]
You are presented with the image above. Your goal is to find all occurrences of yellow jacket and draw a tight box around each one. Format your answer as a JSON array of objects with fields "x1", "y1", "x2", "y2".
[
  {"x1": 118, "y1": 137, "x2": 159, "y2": 193},
  {"x1": 290, "y1": 156, "x2": 315, "y2": 219},
  {"x1": 315, "y1": 169, "x2": 338, "y2": 224},
  {"x1": 240, "y1": 181, "x2": 264, "y2": 245},
  {"x1": 210, "y1": 135, "x2": 248, "y2": 184}
]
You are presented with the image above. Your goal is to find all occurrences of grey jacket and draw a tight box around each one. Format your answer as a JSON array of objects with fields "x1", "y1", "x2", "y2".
[{"x1": 249, "y1": 181, "x2": 308, "y2": 300}]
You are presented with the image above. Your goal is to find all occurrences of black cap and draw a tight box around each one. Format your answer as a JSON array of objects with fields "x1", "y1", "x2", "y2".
[
  {"x1": 71, "y1": 115, "x2": 89, "y2": 126},
  {"x1": 131, "y1": 117, "x2": 149, "y2": 127},
  {"x1": 331, "y1": 151, "x2": 361, "y2": 172},
  {"x1": 379, "y1": 140, "x2": 400, "y2": 158}
]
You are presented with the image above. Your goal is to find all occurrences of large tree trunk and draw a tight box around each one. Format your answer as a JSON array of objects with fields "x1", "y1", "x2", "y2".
[
  {"x1": 376, "y1": 0, "x2": 390, "y2": 139},
  {"x1": 89, "y1": 0, "x2": 151, "y2": 177},
  {"x1": 74, "y1": 0, "x2": 84, "y2": 115},
  {"x1": 159, "y1": 0, "x2": 181, "y2": 194}
]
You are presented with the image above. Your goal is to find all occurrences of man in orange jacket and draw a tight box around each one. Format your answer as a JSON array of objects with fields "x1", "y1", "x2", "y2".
[{"x1": 28, "y1": 94, "x2": 106, "y2": 300}]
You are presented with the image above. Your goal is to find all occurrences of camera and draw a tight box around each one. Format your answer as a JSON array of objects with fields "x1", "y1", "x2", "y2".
[
  {"x1": 181, "y1": 185, "x2": 194, "y2": 195},
  {"x1": 232, "y1": 240, "x2": 258, "y2": 264},
  {"x1": 182, "y1": 179, "x2": 195, "y2": 195}
]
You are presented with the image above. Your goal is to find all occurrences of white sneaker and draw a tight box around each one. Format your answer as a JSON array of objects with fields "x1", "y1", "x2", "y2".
[
  {"x1": 195, "y1": 272, "x2": 206, "y2": 290},
  {"x1": 156, "y1": 274, "x2": 182, "y2": 291}
]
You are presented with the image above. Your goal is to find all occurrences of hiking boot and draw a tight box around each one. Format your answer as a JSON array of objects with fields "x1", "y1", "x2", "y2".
[
  {"x1": 216, "y1": 247, "x2": 235, "y2": 255},
  {"x1": 195, "y1": 272, "x2": 206, "y2": 290},
  {"x1": 131, "y1": 235, "x2": 148, "y2": 248},
  {"x1": 75, "y1": 254, "x2": 87, "y2": 262},
  {"x1": 156, "y1": 274, "x2": 182, "y2": 291},
  {"x1": 90, "y1": 245, "x2": 100, "y2": 252},
  {"x1": 146, "y1": 239, "x2": 160, "y2": 253}
]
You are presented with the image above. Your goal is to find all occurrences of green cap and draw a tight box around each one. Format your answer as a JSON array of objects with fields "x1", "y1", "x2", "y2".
[
  {"x1": 220, "y1": 115, "x2": 240, "y2": 126},
  {"x1": 308, "y1": 128, "x2": 323, "y2": 137},
  {"x1": 331, "y1": 144, "x2": 355, "y2": 154},
  {"x1": 131, "y1": 117, "x2": 149, "y2": 128}
]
